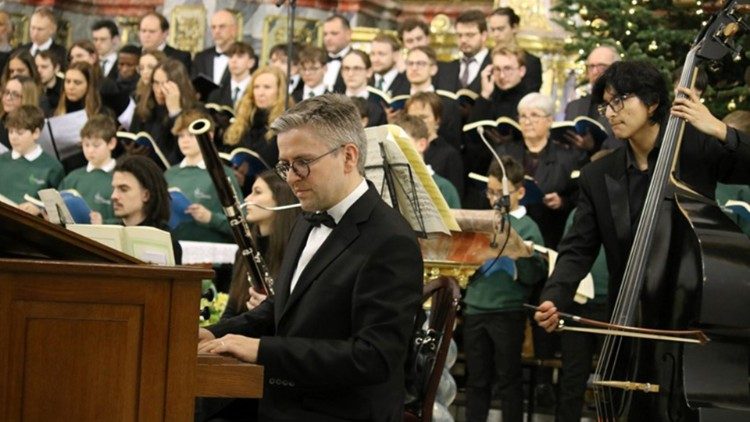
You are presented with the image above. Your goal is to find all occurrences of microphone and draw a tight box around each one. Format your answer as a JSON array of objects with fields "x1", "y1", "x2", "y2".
[{"x1": 477, "y1": 127, "x2": 511, "y2": 234}]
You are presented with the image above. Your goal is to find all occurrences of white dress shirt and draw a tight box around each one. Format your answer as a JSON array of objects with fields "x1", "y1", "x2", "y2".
[
  {"x1": 30, "y1": 38, "x2": 53, "y2": 56},
  {"x1": 375, "y1": 66, "x2": 400, "y2": 94},
  {"x1": 290, "y1": 178, "x2": 368, "y2": 292},
  {"x1": 461, "y1": 48, "x2": 489, "y2": 88},
  {"x1": 212, "y1": 50, "x2": 229, "y2": 85},
  {"x1": 303, "y1": 82, "x2": 328, "y2": 99},
  {"x1": 100, "y1": 52, "x2": 118, "y2": 78},
  {"x1": 324, "y1": 45, "x2": 351, "y2": 91},
  {"x1": 230, "y1": 76, "x2": 251, "y2": 106}
]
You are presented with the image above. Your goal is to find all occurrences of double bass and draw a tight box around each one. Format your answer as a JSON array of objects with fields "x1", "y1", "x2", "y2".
[{"x1": 592, "y1": 2, "x2": 750, "y2": 420}]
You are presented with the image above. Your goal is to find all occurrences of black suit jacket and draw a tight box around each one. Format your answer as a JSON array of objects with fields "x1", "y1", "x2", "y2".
[
  {"x1": 206, "y1": 83, "x2": 233, "y2": 107},
  {"x1": 191, "y1": 46, "x2": 231, "y2": 87},
  {"x1": 541, "y1": 124, "x2": 750, "y2": 314},
  {"x1": 209, "y1": 183, "x2": 423, "y2": 421},
  {"x1": 369, "y1": 72, "x2": 411, "y2": 96},
  {"x1": 161, "y1": 44, "x2": 192, "y2": 72},
  {"x1": 434, "y1": 53, "x2": 493, "y2": 94},
  {"x1": 16, "y1": 42, "x2": 67, "y2": 69},
  {"x1": 522, "y1": 51, "x2": 542, "y2": 93},
  {"x1": 0, "y1": 51, "x2": 9, "y2": 76},
  {"x1": 564, "y1": 95, "x2": 622, "y2": 151}
]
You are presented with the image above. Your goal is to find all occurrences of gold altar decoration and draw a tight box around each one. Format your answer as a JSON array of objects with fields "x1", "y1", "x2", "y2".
[
  {"x1": 168, "y1": 5, "x2": 207, "y2": 56},
  {"x1": 260, "y1": 15, "x2": 323, "y2": 64},
  {"x1": 351, "y1": 27, "x2": 398, "y2": 54},
  {"x1": 117, "y1": 16, "x2": 142, "y2": 47}
]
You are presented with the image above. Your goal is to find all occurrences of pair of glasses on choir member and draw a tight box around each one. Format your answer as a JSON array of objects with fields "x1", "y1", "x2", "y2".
[
  {"x1": 597, "y1": 93, "x2": 634, "y2": 117},
  {"x1": 274, "y1": 145, "x2": 344, "y2": 181},
  {"x1": 485, "y1": 188, "x2": 517, "y2": 199}
]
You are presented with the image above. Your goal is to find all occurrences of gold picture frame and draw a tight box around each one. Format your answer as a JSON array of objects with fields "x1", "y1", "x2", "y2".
[
  {"x1": 168, "y1": 5, "x2": 207, "y2": 56},
  {"x1": 260, "y1": 14, "x2": 322, "y2": 64}
]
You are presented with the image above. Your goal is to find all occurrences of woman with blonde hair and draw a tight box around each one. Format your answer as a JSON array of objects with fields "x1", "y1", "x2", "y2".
[{"x1": 223, "y1": 66, "x2": 287, "y2": 166}]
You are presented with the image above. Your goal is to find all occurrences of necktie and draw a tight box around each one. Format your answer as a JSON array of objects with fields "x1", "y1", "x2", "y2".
[
  {"x1": 307, "y1": 90, "x2": 315, "y2": 99},
  {"x1": 303, "y1": 211, "x2": 336, "y2": 228},
  {"x1": 232, "y1": 86, "x2": 240, "y2": 103},
  {"x1": 100, "y1": 59, "x2": 107, "y2": 72},
  {"x1": 327, "y1": 56, "x2": 341, "y2": 63},
  {"x1": 460, "y1": 56, "x2": 476, "y2": 88},
  {"x1": 215, "y1": 50, "x2": 225, "y2": 57},
  {"x1": 375, "y1": 75, "x2": 384, "y2": 91}
]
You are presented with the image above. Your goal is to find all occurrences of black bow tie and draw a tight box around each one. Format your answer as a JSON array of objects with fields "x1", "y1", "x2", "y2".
[
  {"x1": 303, "y1": 211, "x2": 337, "y2": 228},
  {"x1": 215, "y1": 50, "x2": 225, "y2": 57},
  {"x1": 327, "y1": 56, "x2": 342, "y2": 63}
]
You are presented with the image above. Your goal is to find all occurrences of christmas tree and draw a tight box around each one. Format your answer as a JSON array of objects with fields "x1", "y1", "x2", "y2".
[{"x1": 552, "y1": 0, "x2": 749, "y2": 117}]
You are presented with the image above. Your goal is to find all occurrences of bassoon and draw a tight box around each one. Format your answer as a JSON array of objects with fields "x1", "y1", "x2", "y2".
[{"x1": 189, "y1": 118, "x2": 274, "y2": 296}]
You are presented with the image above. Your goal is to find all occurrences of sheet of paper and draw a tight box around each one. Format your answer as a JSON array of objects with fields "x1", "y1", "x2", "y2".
[{"x1": 38, "y1": 110, "x2": 88, "y2": 161}]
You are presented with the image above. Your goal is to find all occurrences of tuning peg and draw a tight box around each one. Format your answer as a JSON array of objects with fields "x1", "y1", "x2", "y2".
[
  {"x1": 200, "y1": 306, "x2": 211, "y2": 321},
  {"x1": 202, "y1": 288, "x2": 215, "y2": 302}
]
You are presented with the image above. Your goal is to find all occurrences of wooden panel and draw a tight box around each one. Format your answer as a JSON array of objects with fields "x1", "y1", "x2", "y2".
[{"x1": 195, "y1": 354, "x2": 264, "y2": 398}]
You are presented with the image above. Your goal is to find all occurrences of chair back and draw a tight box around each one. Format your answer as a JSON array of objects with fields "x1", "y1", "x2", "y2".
[{"x1": 404, "y1": 276, "x2": 460, "y2": 421}]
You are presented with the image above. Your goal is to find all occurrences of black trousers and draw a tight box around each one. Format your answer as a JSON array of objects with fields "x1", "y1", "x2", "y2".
[
  {"x1": 464, "y1": 311, "x2": 525, "y2": 422},
  {"x1": 556, "y1": 301, "x2": 607, "y2": 422}
]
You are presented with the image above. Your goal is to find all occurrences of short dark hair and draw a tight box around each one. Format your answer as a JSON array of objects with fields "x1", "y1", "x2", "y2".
[
  {"x1": 407, "y1": 45, "x2": 437, "y2": 65},
  {"x1": 672, "y1": 65, "x2": 708, "y2": 93},
  {"x1": 406, "y1": 92, "x2": 443, "y2": 123},
  {"x1": 592, "y1": 60, "x2": 669, "y2": 125},
  {"x1": 456, "y1": 10, "x2": 487, "y2": 33},
  {"x1": 371, "y1": 33, "x2": 401, "y2": 52},
  {"x1": 398, "y1": 18, "x2": 430, "y2": 41},
  {"x1": 36, "y1": 49, "x2": 62, "y2": 68},
  {"x1": 141, "y1": 12, "x2": 169, "y2": 31},
  {"x1": 81, "y1": 115, "x2": 117, "y2": 141},
  {"x1": 225, "y1": 41, "x2": 256, "y2": 59},
  {"x1": 114, "y1": 155, "x2": 170, "y2": 225},
  {"x1": 269, "y1": 42, "x2": 301, "y2": 65},
  {"x1": 488, "y1": 155, "x2": 524, "y2": 186},
  {"x1": 490, "y1": 7, "x2": 521, "y2": 27},
  {"x1": 325, "y1": 14, "x2": 350, "y2": 30},
  {"x1": 5, "y1": 105, "x2": 45, "y2": 131},
  {"x1": 349, "y1": 96, "x2": 369, "y2": 119},
  {"x1": 91, "y1": 19, "x2": 119, "y2": 38},
  {"x1": 119, "y1": 44, "x2": 142, "y2": 57},
  {"x1": 344, "y1": 49, "x2": 372, "y2": 69},
  {"x1": 298, "y1": 46, "x2": 328, "y2": 66}
]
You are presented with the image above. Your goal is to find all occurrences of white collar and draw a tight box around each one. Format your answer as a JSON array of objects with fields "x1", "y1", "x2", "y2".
[
  {"x1": 509, "y1": 206, "x2": 527, "y2": 219},
  {"x1": 304, "y1": 82, "x2": 327, "y2": 97},
  {"x1": 157, "y1": 42, "x2": 167, "y2": 51},
  {"x1": 329, "y1": 45, "x2": 352, "y2": 60},
  {"x1": 101, "y1": 51, "x2": 118, "y2": 64},
  {"x1": 324, "y1": 178, "x2": 368, "y2": 223},
  {"x1": 179, "y1": 158, "x2": 206, "y2": 169},
  {"x1": 11, "y1": 144, "x2": 43, "y2": 161},
  {"x1": 33, "y1": 38, "x2": 54, "y2": 52},
  {"x1": 231, "y1": 76, "x2": 251, "y2": 90},
  {"x1": 86, "y1": 158, "x2": 116, "y2": 173},
  {"x1": 379, "y1": 67, "x2": 400, "y2": 88},
  {"x1": 463, "y1": 48, "x2": 489, "y2": 65},
  {"x1": 410, "y1": 84, "x2": 435, "y2": 95},
  {"x1": 345, "y1": 87, "x2": 369, "y2": 98}
]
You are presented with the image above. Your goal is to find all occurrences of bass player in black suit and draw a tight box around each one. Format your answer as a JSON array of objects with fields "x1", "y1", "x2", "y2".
[
  {"x1": 138, "y1": 12, "x2": 192, "y2": 72},
  {"x1": 199, "y1": 94, "x2": 423, "y2": 422}
]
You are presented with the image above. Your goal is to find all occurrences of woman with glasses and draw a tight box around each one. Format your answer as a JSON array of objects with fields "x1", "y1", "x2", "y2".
[
  {"x1": 341, "y1": 49, "x2": 386, "y2": 127},
  {"x1": 223, "y1": 66, "x2": 287, "y2": 171},
  {"x1": 0, "y1": 76, "x2": 43, "y2": 151},
  {"x1": 494, "y1": 92, "x2": 585, "y2": 250},
  {"x1": 131, "y1": 58, "x2": 199, "y2": 166}
]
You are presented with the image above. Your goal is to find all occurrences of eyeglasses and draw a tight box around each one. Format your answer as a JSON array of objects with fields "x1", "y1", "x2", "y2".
[
  {"x1": 2, "y1": 90, "x2": 21, "y2": 100},
  {"x1": 275, "y1": 145, "x2": 343, "y2": 181},
  {"x1": 518, "y1": 113, "x2": 549, "y2": 122},
  {"x1": 493, "y1": 66, "x2": 519, "y2": 75},
  {"x1": 597, "y1": 93, "x2": 634, "y2": 117},
  {"x1": 585, "y1": 63, "x2": 611, "y2": 71},
  {"x1": 300, "y1": 66, "x2": 323, "y2": 74},
  {"x1": 486, "y1": 188, "x2": 517, "y2": 198}
]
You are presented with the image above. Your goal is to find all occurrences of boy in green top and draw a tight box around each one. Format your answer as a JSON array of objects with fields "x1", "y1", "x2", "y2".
[
  {"x1": 463, "y1": 155, "x2": 547, "y2": 422},
  {"x1": 0, "y1": 105, "x2": 64, "y2": 215},
  {"x1": 394, "y1": 114, "x2": 461, "y2": 208},
  {"x1": 59, "y1": 115, "x2": 118, "y2": 222},
  {"x1": 164, "y1": 109, "x2": 242, "y2": 242}
]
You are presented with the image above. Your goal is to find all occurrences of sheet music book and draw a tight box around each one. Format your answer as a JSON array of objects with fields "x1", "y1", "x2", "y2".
[
  {"x1": 67, "y1": 224, "x2": 175, "y2": 265},
  {"x1": 363, "y1": 124, "x2": 460, "y2": 235},
  {"x1": 38, "y1": 109, "x2": 88, "y2": 161}
]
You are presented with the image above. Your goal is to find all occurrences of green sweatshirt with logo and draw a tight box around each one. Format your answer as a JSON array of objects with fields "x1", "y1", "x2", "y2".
[{"x1": 0, "y1": 151, "x2": 64, "y2": 203}]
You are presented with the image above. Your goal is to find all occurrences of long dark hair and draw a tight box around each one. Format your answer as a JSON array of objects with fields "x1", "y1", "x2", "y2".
[
  {"x1": 226, "y1": 170, "x2": 299, "y2": 315},
  {"x1": 55, "y1": 61, "x2": 102, "y2": 117},
  {"x1": 114, "y1": 155, "x2": 170, "y2": 226},
  {"x1": 136, "y1": 57, "x2": 198, "y2": 122}
]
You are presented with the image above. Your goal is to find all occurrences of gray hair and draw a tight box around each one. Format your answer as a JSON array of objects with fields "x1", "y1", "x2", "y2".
[
  {"x1": 517, "y1": 92, "x2": 555, "y2": 116},
  {"x1": 270, "y1": 94, "x2": 368, "y2": 174},
  {"x1": 589, "y1": 44, "x2": 621, "y2": 63}
]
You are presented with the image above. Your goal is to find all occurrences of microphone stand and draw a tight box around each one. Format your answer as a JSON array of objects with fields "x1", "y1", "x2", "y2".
[{"x1": 277, "y1": 0, "x2": 297, "y2": 110}]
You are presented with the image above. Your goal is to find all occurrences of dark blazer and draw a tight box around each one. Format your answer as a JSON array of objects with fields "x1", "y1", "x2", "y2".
[
  {"x1": 15, "y1": 42, "x2": 67, "y2": 69},
  {"x1": 522, "y1": 51, "x2": 542, "y2": 93},
  {"x1": 103, "y1": 59, "x2": 119, "y2": 81},
  {"x1": 369, "y1": 72, "x2": 411, "y2": 97},
  {"x1": 564, "y1": 95, "x2": 622, "y2": 151},
  {"x1": 161, "y1": 44, "x2": 192, "y2": 72},
  {"x1": 0, "y1": 51, "x2": 9, "y2": 76},
  {"x1": 206, "y1": 82, "x2": 233, "y2": 107},
  {"x1": 495, "y1": 138, "x2": 585, "y2": 249},
  {"x1": 191, "y1": 46, "x2": 231, "y2": 87},
  {"x1": 434, "y1": 53, "x2": 493, "y2": 94},
  {"x1": 364, "y1": 96, "x2": 387, "y2": 127},
  {"x1": 541, "y1": 124, "x2": 750, "y2": 314},
  {"x1": 425, "y1": 136, "x2": 464, "y2": 198},
  {"x1": 290, "y1": 79, "x2": 305, "y2": 104},
  {"x1": 208, "y1": 184, "x2": 423, "y2": 422}
]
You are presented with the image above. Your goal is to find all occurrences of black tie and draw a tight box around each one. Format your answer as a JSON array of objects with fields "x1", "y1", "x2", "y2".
[
  {"x1": 303, "y1": 211, "x2": 337, "y2": 228},
  {"x1": 214, "y1": 50, "x2": 225, "y2": 57},
  {"x1": 327, "y1": 56, "x2": 341, "y2": 63}
]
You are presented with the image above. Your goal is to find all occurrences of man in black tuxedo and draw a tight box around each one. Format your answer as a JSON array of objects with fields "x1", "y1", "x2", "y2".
[
  {"x1": 91, "y1": 20, "x2": 121, "y2": 81},
  {"x1": 191, "y1": 9, "x2": 238, "y2": 88},
  {"x1": 369, "y1": 33, "x2": 410, "y2": 96},
  {"x1": 322, "y1": 14, "x2": 352, "y2": 94},
  {"x1": 535, "y1": 61, "x2": 750, "y2": 420},
  {"x1": 14, "y1": 7, "x2": 67, "y2": 70},
  {"x1": 434, "y1": 10, "x2": 491, "y2": 95},
  {"x1": 487, "y1": 7, "x2": 542, "y2": 93},
  {"x1": 207, "y1": 42, "x2": 255, "y2": 108},
  {"x1": 199, "y1": 94, "x2": 423, "y2": 421},
  {"x1": 564, "y1": 45, "x2": 621, "y2": 154},
  {"x1": 138, "y1": 12, "x2": 191, "y2": 71}
]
